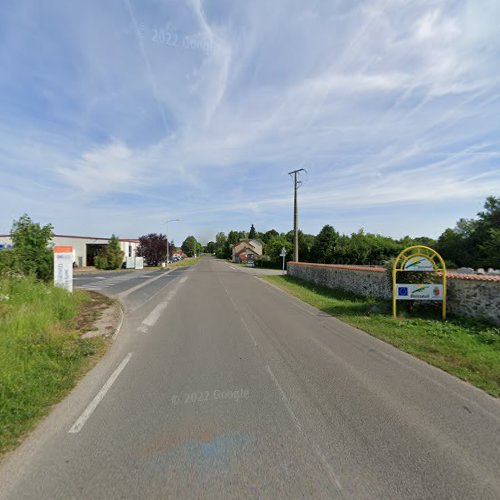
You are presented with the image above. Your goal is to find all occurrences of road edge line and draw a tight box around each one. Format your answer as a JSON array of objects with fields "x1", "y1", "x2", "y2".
[{"x1": 68, "y1": 353, "x2": 133, "y2": 434}]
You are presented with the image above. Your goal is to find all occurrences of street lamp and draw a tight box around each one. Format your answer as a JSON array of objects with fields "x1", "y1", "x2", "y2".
[{"x1": 166, "y1": 218, "x2": 180, "y2": 269}]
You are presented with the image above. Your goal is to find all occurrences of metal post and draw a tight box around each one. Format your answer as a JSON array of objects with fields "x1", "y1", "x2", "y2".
[
  {"x1": 288, "y1": 168, "x2": 305, "y2": 262},
  {"x1": 165, "y1": 218, "x2": 180, "y2": 270}
]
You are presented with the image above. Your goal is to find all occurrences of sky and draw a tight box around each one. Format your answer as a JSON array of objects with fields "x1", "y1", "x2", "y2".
[{"x1": 1, "y1": 0, "x2": 499, "y2": 245}]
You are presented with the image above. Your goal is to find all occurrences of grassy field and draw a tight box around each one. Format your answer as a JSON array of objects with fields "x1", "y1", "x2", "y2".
[
  {"x1": 0, "y1": 276, "x2": 107, "y2": 455},
  {"x1": 264, "y1": 275, "x2": 500, "y2": 397}
]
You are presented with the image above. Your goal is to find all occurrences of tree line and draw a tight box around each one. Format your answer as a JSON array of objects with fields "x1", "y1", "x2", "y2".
[{"x1": 204, "y1": 197, "x2": 499, "y2": 269}]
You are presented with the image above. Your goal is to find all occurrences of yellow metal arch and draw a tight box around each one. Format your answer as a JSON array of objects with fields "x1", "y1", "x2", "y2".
[{"x1": 392, "y1": 246, "x2": 447, "y2": 320}]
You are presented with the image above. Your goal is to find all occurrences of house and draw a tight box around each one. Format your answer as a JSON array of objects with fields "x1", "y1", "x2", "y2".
[{"x1": 232, "y1": 239, "x2": 263, "y2": 263}]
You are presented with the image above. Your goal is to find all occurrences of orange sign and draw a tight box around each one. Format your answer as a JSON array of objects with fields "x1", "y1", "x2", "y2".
[{"x1": 54, "y1": 246, "x2": 73, "y2": 253}]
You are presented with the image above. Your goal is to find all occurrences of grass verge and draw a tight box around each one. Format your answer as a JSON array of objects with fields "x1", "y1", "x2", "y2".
[
  {"x1": 0, "y1": 275, "x2": 108, "y2": 456},
  {"x1": 264, "y1": 275, "x2": 500, "y2": 397},
  {"x1": 167, "y1": 256, "x2": 200, "y2": 269}
]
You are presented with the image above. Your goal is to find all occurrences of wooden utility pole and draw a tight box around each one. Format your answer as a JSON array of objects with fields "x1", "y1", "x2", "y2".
[{"x1": 288, "y1": 169, "x2": 305, "y2": 262}]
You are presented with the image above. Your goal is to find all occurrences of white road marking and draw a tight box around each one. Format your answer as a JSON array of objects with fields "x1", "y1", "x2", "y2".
[
  {"x1": 143, "y1": 302, "x2": 169, "y2": 327},
  {"x1": 118, "y1": 270, "x2": 172, "y2": 299},
  {"x1": 179, "y1": 276, "x2": 188, "y2": 284},
  {"x1": 68, "y1": 353, "x2": 133, "y2": 434},
  {"x1": 137, "y1": 288, "x2": 178, "y2": 333},
  {"x1": 240, "y1": 315, "x2": 257, "y2": 347},
  {"x1": 265, "y1": 365, "x2": 343, "y2": 492}
]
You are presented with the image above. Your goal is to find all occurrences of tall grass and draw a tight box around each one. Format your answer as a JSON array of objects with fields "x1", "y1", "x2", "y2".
[{"x1": 0, "y1": 275, "x2": 104, "y2": 454}]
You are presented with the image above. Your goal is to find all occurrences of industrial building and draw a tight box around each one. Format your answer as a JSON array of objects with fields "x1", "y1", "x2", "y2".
[{"x1": 0, "y1": 234, "x2": 139, "y2": 268}]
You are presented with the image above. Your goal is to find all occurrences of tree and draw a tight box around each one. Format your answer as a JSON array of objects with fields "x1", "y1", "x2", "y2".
[
  {"x1": 205, "y1": 241, "x2": 216, "y2": 254},
  {"x1": 136, "y1": 233, "x2": 174, "y2": 266},
  {"x1": 309, "y1": 225, "x2": 339, "y2": 263},
  {"x1": 262, "y1": 229, "x2": 279, "y2": 244},
  {"x1": 265, "y1": 236, "x2": 293, "y2": 267},
  {"x1": 95, "y1": 235, "x2": 124, "y2": 270},
  {"x1": 215, "y1": 232, "x2": 230, "y2": 259},
  {"x1": 285, "y1": 230, "x2": 312, "y2": 262},
  {"x1": 181, "y1": 236, "x2": 198, "y2": 257},
  {"x1": 227, "y1": 231, "x2": 239, "y2": 246},
  {"x1": 437, "y1": 196, "x2": 500, "y2": 268},
  {"x1": 9, "y1": 214, "x2": 54, "y2": 280},
  {"x1": 249, "y1": 224, "x2": 256, "y2": 239}
]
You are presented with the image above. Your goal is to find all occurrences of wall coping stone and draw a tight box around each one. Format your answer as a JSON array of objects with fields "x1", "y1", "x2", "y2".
[{"x1": 288, "y1": 262, "x2": 500, "y2": 282}]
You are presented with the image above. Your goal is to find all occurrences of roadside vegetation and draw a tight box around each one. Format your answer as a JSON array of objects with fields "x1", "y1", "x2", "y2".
[
  {"x1": 167, "y1": 256, "x2": 199, "y2": 269},
  {"x1": 0, "y1": 275, "x2": 107, "y2": 455},
  {"x1": 206, "y1": 196, "x2": 499, "y2": 269},
  {"x1": 264, "y1": 275, "x2": 500, "y2": 397},
  {"x1": 94, "y1": 234, "x2": 124, "y2": 270}
]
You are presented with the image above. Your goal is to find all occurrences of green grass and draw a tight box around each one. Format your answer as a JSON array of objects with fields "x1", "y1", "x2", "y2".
[
  {"x1": 0, "y1": 276, "x2": 106, "y2": 455},
  {"x1": 167, "y1": 257, "x2": 200, "y2": 269},
  {"x1": 264, "y1": 275, "x2": 500, "y2": 397}
]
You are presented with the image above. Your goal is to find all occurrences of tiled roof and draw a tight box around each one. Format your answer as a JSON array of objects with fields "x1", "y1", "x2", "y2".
[
  {"x1": 288, "y1": 262, "x2": 386, "y2": 273},
  {"x1": 446, "y1": 272, "x2": 500, "y2": 282},
  {"x1": 288, "y1": 262, "x2": 500, "y2": 282}
]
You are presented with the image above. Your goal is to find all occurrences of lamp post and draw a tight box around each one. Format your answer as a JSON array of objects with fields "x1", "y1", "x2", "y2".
[{"x1": 166, "y1": 218, "x2": 180, "y2": 269}]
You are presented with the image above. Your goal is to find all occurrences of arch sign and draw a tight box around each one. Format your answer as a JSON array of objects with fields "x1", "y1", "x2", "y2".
[{"x1": 392, "y1": 245, "x2": 447, "y2": 320}]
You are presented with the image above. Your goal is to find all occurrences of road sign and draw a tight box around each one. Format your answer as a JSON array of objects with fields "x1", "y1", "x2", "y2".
[
  {"x1": 396, "y1": 284, "x2": 443, "y2": 301},
  {"x1": 135, "y1": 257, "x2": 144, "y2": 270},
  {"x1": 280, "y1": 248, "x2": 287, "y2": 274},
  {"x1": 392, "y1": 245, "x2": 447, "y2": 320},
  {"x1": 54, "y1": 246, "x2": 73, "y2": 293},
  {"x1": 403, "y1": 256, "x2": 434, "y2": 272}
]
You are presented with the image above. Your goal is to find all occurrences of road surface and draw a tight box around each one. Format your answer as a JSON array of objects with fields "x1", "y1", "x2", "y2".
[{"x1": 0, "y1": 257, "x2": 499, "y2": 499}]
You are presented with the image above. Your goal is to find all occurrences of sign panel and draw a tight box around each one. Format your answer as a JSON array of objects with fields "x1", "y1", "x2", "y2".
[
  {"x1": 126, "y1": 257, "x2": 135, "y2": 269},
  {"x1": 403, "y1": 256, "x2": 434, "y2": 272},
  {"x1": 280, "y1": 248, "x2": 287, "y2": 257},
  {"x1": 54, "y1": 246, "x2": 73, "y2": 293},
  {"x1": 396, "y1": 284, "x2": 443, "y2": 301},
  {"x1": 135, "y1": 256, "x2": 144, "y2": 270}
]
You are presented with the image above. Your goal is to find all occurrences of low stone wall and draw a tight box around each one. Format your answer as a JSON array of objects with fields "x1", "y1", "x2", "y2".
[
  {"x1": 287, "y1": 262, "x2": 500, "y2": 325},
  {"x1": 446, "y1": 276, "x2": 500, "y2": 325}
]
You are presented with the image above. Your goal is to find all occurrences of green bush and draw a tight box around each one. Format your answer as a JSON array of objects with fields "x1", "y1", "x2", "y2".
[
  {"x1": 94, "y1": 235, "x2": 124, "y2": 270},
  {"x1": 7, "y1": 214, "x2": 54, "y2": 281}
]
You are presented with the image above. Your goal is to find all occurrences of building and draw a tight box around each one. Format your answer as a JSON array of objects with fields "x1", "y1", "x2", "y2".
[
  {"x1": 232, "y1": 239, "x2": 263, "y2": 263},
  {"x1": 0, "y1": 234, "x2": 139, "y2": 268}
]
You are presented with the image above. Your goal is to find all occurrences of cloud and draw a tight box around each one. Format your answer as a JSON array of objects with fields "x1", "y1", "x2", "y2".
[{"x1": 1, "y1": 0, "x2": 499, "y2": 240}]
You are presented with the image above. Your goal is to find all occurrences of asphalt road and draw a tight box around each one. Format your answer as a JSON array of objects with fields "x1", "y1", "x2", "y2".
[{"x1": 1, "y1": 257, "x2": 499, "y2": 499}]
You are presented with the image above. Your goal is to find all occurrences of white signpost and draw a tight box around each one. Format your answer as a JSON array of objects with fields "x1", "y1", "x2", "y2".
[
  {"x1": 135, "y1": 256, "x2": 144, "y2": 270},
  {"x1": 280, "y1": 248, "x2": 287, "y2": 274},
  {"x1": 54, "y1": 246, "x2": 73, "y2": 293},
  {"x1": 126, "y1": 256, "x2": 135, "y2": 269}
]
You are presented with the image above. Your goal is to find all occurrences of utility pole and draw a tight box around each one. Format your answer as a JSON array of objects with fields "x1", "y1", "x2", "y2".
[{"x1": 288, "y1": 168, "x2": 305, "y2": 262}]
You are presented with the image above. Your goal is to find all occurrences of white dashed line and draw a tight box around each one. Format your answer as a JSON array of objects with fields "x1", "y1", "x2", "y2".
[{"x1": 69, "y1": 353, "x2": 133, "y2": 434}]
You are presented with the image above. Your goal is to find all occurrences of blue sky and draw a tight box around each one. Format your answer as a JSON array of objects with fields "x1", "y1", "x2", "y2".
[{"x1": 1, "y1": 0, "x2": 499, "y2": 245}]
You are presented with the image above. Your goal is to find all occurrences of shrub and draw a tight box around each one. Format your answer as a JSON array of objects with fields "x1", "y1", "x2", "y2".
[{"x1": 95, "y1": 235, "x2": 124, "y2": 270}]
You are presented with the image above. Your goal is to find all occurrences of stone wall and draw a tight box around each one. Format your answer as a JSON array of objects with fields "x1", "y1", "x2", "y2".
[
  {"x1": 287, "y1": 262, "x2": 500, "y2": 325},
  {"x1": 446, "y1": 276, "x2": 500, "y2": 325}
]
